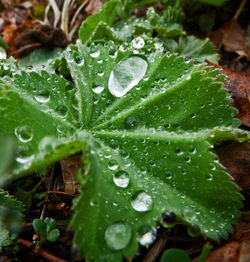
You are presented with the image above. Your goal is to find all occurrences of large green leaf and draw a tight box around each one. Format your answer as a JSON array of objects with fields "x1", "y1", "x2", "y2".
[
  {"x1": 65, "y1": 42, "x2": 244, "y2": 261},
  {"x1": 0, "y1": 39, "x2": 247, "y2": 261}
]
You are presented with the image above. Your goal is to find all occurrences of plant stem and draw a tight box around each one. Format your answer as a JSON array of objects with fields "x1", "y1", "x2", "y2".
[
  {"x1": 18, "y1": 238, "x2": 69, "y2": 262},
  {"x1": 234, "y1": 0, "x2": 247, "y2": 20}
]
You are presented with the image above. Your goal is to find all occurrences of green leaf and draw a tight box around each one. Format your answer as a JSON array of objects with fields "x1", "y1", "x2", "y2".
[
  {"x1": 44, "y1": 217, "x2": 57, "y2": 233},
  {"x1": 0, "y1": 37, "x2": 247, "y2": 262},
  {"x1": 46, "y1": 228, "x2": 60, "y2": 242},
  {"x1": 33, "y1": 219, "x2": 46, "y2": 236},
  {"x1": 161, "y1": 248, "x2": 191, "y2": 262},
  {"x1": 0, "y1": 134, "x2": 15, "y2": 185},
  {"x1": 79, "y1": 0, "x2": 119, "y2": 44},
  {"x1": 0, "y1": 70, "x2": 85, "y2": 177},
  {"x1": 0, "y1": 190, "x2": 23, "y2": 239},
  {"x1": 18, "y1": 48, "x2": 63, "y2": 72},
  {"x1": 164, "y1": 35, "x2": 219, "y2": 63},
  {"x1": 64, "y1": 42, "x2": 244, "y2": 261}
]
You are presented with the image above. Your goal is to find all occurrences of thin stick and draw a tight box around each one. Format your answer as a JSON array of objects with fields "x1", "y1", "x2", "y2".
[
  {"x1": 18, "y1": 238, "x2": 69, "y2": 262},
  {"x1": 9, "y1": 43, "x2": 42, "y2": 56},
  {"x1": 234, "y1": 0, "x2": 247, "y2": 20}
]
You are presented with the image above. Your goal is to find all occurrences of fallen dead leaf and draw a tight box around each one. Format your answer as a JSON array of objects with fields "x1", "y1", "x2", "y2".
[
  {"x1": 60, "y1": 154, "x2": 82, "y2": 195},
  {"x1": 209, "y1": 19, "x2": 250, "y2": 61},
  {"x1": 206, "y1": 241, "x2": 241, "y2": 262},
  {"x1": 215, "y1": 141, "x2": 250, "y2": 195},
  {"x1": 207, "y1": 62, "x2": 250, "y2": 127},
  {"x1": 85, "y1": 0, "x2": 103, "y2": 15},
  {"x1": 234, "y1": 221, "x2": 250, "y2": 242}
]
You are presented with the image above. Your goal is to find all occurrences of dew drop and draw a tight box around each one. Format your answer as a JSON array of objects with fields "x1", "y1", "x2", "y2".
[
  {"x1": 108, "y1": 56, "x2": 148, "y2": 97},
  {"x1": 113, "y1": 171, "x2": 130, "y2": 188},
  {"x1": 56, "y1": 105, "x2": 68, "y2": 116},
  {"x1": 92, "y1": 85, "x2": 104, "y2": 94},
  {"x1": 16, "y1": 154, "x2": 34, "y2": 164},
  {"x1": 124, "y1": 115, "x2": 141, "y2": 129},
  {"x1": 15, "y1": 125, "x2": 33, "y2": 143},
  {"x1": 137, "y1": 227, "x2": 156, "y2": 246},
  {"x1": 90, "y1": 50, "x2": 100, "y2": 58},
  {"x1": 175, "y1": 146, "x2": 183, "y2": 155},
  {"x1": 105, "y1": 223, "x2": 132, "y2": 250},
  {"x1": 206, "y1": 173, "x2": 213, "y2": 181},
  {"x1": 108, "y1": 160, "x2": 118, "y2": 170},
  {"x1": 35, "y1": 90, "x2": 50, "y2": 103},
  {"x1": 131, "y1": 191, "x2": 153, "y2": 212},
  {"x1": 132, "y1": 37, "x2": 145, "y2": 49}
]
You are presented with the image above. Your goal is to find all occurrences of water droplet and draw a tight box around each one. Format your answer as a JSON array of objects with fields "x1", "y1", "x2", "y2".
[
  {"x1": 162, "y1": 212, "x2": 176, "y2": 225},
  {"x1": 56, "y1": 105, "x2": 67, "y2": 116},
  {"x1": 113, "y1": 171, "x2": 130, "y2": 188},
  {"x1": 124, "y1": 115, "x2": 141, "y2": 129},
  {"x1": 175, "y1": 146, "x2": 183, "y2": 155},
  {"x1": 187, "y1": 224, "x2": 200, "y2": 237},
  {"x1": 132, "y1": 37, "x2": 145, "y2": 49},
  {"x1": 92, "y1": 85, "x2": 104, "y2": 94},
  {"x1": 108, "y1": 56, "x2": 148, "y2": 97},
  {"x1": 120, "y1": 149, "x2": 129, "y2": 159},
  {"x1": 206, "y1": 173, "x2": 213, "y2": 181},
  {"x1": 131, "y1": 191, "x2": 153, "y2": 212},
  {"x1": 35, "y1": 90, "x2": 50, "y2": 103},
  {"x1": 15, "y1": 126, "x2": 33, "y2": 143},
  {"x1": 98, "y1": 72, "x2": 104, "y2": 76},
  {"x1": 108, "y1": 160, "x2": 118, "y2": 170},
  {"x1": 165, "y1": 172, "x2": 172, "y2": 179},
  {"x1": 90, "y1": 50, "x2": 100, "y2": 58},
  {"x1": 110, "y1": 140, "x2": 119, "y2": 149},
  {"x1": 16, "y1": 154, "x2": 34, "y2": 164},
  {"x1": 105, "y1": 223, "x2": 132, "y2": 250},
  {"x1": 137, "y1": 227, "x2": 156, "y2": 246},
  {"x1": 190, "y1": 112, "x2": 196, "y2": 118}
]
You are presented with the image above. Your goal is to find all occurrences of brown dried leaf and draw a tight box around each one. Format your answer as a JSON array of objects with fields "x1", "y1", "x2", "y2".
[
  {"x1": 209, "y1": 19, "x2": 250, "y2": 61},
  {"x1": 60, "y1": 154, "x2": 82, "y2": 195},
  {"x1": 207, "y1": 62, "x2": 250, "y2": 127},
  {"x1": 206, "y1": 241, "x2": 241, "y2": 262},
  {"x1": 85, "y1": 0, "x2": 103, "y2": 15},
  {"x1": 215, "y1": 141, "x2": 250, "y2": 195}
]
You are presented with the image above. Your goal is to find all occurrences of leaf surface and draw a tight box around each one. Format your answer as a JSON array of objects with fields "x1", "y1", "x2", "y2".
[{"x1": 65, "y1": 42, "x2": 244, "y2": 261}]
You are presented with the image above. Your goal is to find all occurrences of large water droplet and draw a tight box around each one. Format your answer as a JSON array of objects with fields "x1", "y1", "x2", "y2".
[
  {"x1": 92, "y1": 85, "x2": 104, "y2": 94},
  {"x1": 131, "y1": 192, "x2": 153, "y2": 212},
  {"x1": 132, "y1": 37, "x2": 145, "y2": 49},
  {"x1": 15, "y1": 125, "x2": 33, "y2": 143},
  {"x1": 105, "y1": 223, "x2": 132, "y2": 250},
  {"x1": 113, "y1": 171, "x2": 130, "y2": 188},
  {"x1": 35, "y1": 90, "x2": 50, "y2": 103},
  {"x1": 108, "y1": 56, "x2": 148, "y2": 97}
]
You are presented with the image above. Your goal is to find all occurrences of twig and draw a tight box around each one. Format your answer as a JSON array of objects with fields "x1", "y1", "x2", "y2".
[
  {"x1": 234, "y1": 0, "x2": 247, "y2": 20},
  {"x1": 18, "y1": 238, "x2": 69, "y2": 262},
  {"x1": 46, "y1": 190, "x2": 75, "y2": 196},
  {"x1": 143, "y1": 238, "x2": 168, "y2": 262},
  {"x1": 61, "y1": 0, "x2": 71, "y2": 37},
  {"x1": 9, "y1": 43, "x2": 42, "y2": 56},
  {"x1": 70, "y1": 0, "x2": 89, "y2": 28}
]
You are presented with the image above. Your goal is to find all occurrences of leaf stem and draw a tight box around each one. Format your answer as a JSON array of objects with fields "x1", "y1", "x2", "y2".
[
  {"x1": 234, "y1": 0, "x2": 247, "y2": 20},
  {"x1": 18, "y1": 238, "x2": 69, "y2": 262}
]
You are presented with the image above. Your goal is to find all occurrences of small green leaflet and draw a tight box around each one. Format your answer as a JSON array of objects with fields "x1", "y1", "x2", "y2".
[{"x1": 0, "y1": 38, "x2": 247, "y2": 262}]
